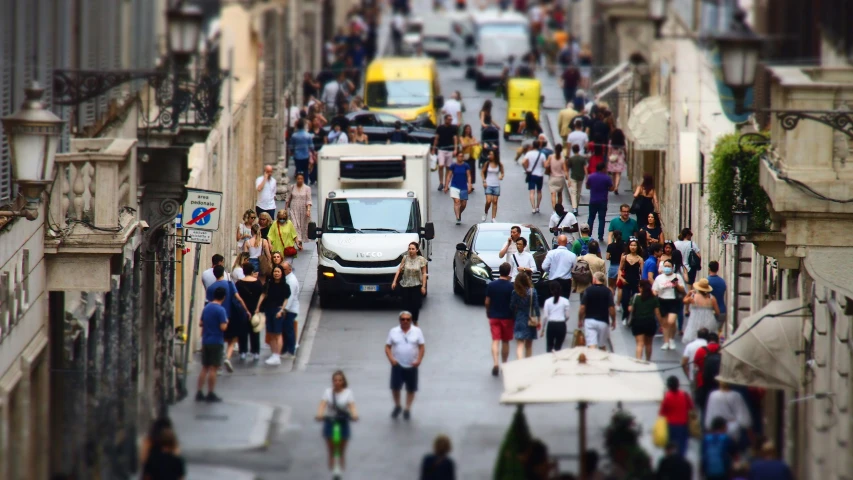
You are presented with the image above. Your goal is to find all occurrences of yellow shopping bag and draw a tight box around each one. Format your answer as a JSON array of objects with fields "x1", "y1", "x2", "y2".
[
  {"x1": 652, "y1": 417, "x2": 669, "y2": 448},
  {"x1": 471, "y1": 144, "x2": 482, "y2": 162}
]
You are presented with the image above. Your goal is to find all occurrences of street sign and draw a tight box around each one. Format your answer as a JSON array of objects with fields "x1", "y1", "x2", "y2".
[
  {"x1": 182, "y1": 189, "x2": 222, "y2": 231},
  {"x1": 175, "y1": 213, "x2": 182, "y2": 229},
  {"x1": 185, "y1": 229, "x2": 213, "y2": 244}
]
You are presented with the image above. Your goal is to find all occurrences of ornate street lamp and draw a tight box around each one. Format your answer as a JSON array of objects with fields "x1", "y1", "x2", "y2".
[
  {"x1": 715, "y1": 10, "x2": 763, "y2": 115},
  {"x1": 0, "y1": 83, "x2": 65, "y2": 220},
  {"x1": 167, "y1": 3, "x2": 204, "y2": 66},
  {"x1": 647, "y1": 0, "x2": 667, "y2": 39},
  {"x1": 731, "y1": 210, "x2": 752, "y2": 236}
]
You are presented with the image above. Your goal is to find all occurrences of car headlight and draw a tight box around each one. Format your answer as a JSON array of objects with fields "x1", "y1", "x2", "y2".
[
  {"x1": 318, "y1": 243, "x2": 339, "y2": 261},
  {"x1": 470, "y1": 257, "x2": 491, "y2": 279}
]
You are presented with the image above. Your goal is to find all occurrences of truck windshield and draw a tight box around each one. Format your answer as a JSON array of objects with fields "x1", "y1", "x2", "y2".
[
  {"x1": 366, "y1": 80, "x2": 431, "y2": 108},
  {"x1": 324, "y1": 198, "x2": 418, "y2": 233},
  {"x1": 478, "y1": 23, "x2": 528, "y2": 38}
]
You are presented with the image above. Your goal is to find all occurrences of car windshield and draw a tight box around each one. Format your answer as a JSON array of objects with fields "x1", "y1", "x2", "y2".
[
  {"x1": 474, "y1": 229, "x2": 532, "y2": 251},
  {"x1": 324, "y1": 198, "x2": 418, "y2": 233},
  {"x1": 478, "y1": 23, "x2": 528, "y2": 38},
  {"x1": 366, "y1": 80, "x2": 431, "y2": 108}
]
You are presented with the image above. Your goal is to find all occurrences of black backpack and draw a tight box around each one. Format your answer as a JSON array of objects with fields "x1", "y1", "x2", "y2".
[
  {"x1": 688, "y1": 241, "x2": 701, "y2": 271},
  {"x1": 702, "y1": 346, "x2": 721, "y2": 390}
]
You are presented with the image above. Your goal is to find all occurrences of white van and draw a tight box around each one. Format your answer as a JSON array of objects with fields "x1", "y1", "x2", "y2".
[{"x1": 472, "y1": 10, "x2": 530, "y2": 90}]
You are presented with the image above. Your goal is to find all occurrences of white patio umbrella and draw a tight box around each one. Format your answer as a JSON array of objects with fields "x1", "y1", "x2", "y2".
[{"x1": 500, "y1": 347, "x2": 666, "y2": 480}]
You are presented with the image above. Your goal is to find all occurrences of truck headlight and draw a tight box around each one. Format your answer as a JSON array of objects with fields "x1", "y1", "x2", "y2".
[{"x1": 318, "y1": 243, "x2": 339, "y2": 261}]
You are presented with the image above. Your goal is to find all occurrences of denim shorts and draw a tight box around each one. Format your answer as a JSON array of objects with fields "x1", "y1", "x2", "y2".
[
  {"x1": 527, "y1": 175, "x2": 544, "y2": 191},
  {"x1": 449, "y1": 186, "x2": 469, "y2": 201},
  {"x1": 607, "y1": 264, "x2": 619, "y2": 279},
  {"x1": 323, "y1": 417, "x2": 351, "y2": 440},
  {"x1": 484, "y1": 186, "x2": 501, "y2": 196}
]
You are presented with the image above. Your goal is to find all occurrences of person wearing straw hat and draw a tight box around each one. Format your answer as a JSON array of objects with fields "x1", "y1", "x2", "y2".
[{"x1": 681, "y1": 278, "x2": 720, "y2": 344}]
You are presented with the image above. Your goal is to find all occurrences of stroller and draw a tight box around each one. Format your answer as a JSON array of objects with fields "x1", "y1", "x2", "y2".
[{"x1": 478, "y1": 125, "x2": 501, "y2": 171}]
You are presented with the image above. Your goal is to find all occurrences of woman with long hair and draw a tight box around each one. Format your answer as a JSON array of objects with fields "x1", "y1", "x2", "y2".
[
  {"x1": 480, "y1": 149, "x2": 504, "y2": 222},
  {"x1": 235, "y1": 262, "x2": 263, "y2": 362},
  {"x1": 352, "y1": 125, "x2": 369, "y2": 144},
  {"x1": 633, "y1": 174, "x2": 659, "y2": 223},
  {"x1": 243, "y1": 223, "x2": 271, "y2": 274},
  {"x1": 231, "y1": 252, "x2": 250, "y2": 282},
  {"x1": 640, "y1": 212, "x2": 664, "y2": 252},
  {"x1": 542, "y1": 281, "x2": 570, "y2": 352},
  {"x1": 420, "y1": 434, "x2": 456, "y2": 480},
  {"x1": 682, "y1": 278, "x2": 720, "y2": 343},
  {"x1": 628, "y1": 279, "x2": 661, "y2": 360},
  {"x1": 607, "y1": 128, "x2": 627, "y2": 192},
  {"x1": 479, "y1": 100, "x2": 498, "y2": 132},
  {"x1": 606, "y1": 230, "x2": 625, "y2": 296},
  {"x1": 459, "y1": 124, "x2": 480, "y2": 185},
  {"x1": 544, "y1": 143, "x2": 569, "y2": 209},
  {"x1": 256, "y1": 264, "x2": 291, "y2": 365},
  {"x1": 257, "y1": 211, "x2": 273, "y2": 239},
  {"x1": 236, "y1": 209, "x2": 256, "y2": 252},
  {"x1": 618, "y1": 237, "x2": 644, "y2": 321},
  {"x1": 391, "y1": 242, "x2": 428, "y2": 326},
  {"x1": 510, "y1": 273, "x2": 540, "y2": 359},
  {"x1": 315, "y1": 370, "x2": 358, "y2": 475},
  {"x1": 518, "y1": 111, "x2": 542, "y2": 139}
]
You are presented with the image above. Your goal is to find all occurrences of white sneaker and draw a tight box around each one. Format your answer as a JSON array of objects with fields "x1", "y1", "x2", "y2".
[
  {"x1": 481, "y1": 215, "x2": 486, "y2": 222},
  {"x1": 622, "y1": 319, "x2": 627, "y2": 326},
  {"x1": 616, "y1": 304, "x2": 622, "y2": 312},
  {"x1": 669, "y1": 341, "x2": 677, "y2": 350},
  {"x1": 661, "y1": 342, "x2": 669, "y2": 350},
  {"x1": 490, "y1": 217, "x2": 496, "y2": 223},
  {"x1": 252, "y1": 353, "x2": 260, "y2": 362},
  {"x1": 265, "y1": 354, "x2": 281, "y2": 366}
]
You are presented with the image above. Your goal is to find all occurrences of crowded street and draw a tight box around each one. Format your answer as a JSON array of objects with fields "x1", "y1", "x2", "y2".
[{"x1": 176, "y1": 2, "x2": 696, "y2": 478}]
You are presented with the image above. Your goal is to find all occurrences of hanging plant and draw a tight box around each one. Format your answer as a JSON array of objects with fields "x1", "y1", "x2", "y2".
[{"x1": 707, "y1": 132, "x2": 773, "y2": 232}]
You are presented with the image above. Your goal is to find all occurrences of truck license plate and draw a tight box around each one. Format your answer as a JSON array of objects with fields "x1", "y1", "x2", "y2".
[{"x1": 360, "y1": 285, "x2": 378, "y2": 292}]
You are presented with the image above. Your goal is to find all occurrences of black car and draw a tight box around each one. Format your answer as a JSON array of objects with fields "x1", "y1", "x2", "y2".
[
  {"x1": 321, "y1": 111, "x2": 436, "y2": 144},
  {"x1": 452, "y1": 222, "x2": 551, "y2": 305}
]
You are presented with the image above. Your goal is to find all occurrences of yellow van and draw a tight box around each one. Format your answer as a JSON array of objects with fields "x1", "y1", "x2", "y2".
[{"x1": 364, "y1": 57, "x2": 442, "y2": 128}]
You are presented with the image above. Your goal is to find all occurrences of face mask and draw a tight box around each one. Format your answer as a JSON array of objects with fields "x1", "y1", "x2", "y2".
[
  {"x1": 278, "y1": 219, "x2": 286, "y2": 224},
  {"x1": 663, "y1": 267, "x2": 673, "y2": 275}
]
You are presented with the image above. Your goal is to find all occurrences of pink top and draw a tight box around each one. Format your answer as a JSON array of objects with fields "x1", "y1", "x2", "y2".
[{"x1": 547, "y1": 154, "x2": 566, "y2": 178}]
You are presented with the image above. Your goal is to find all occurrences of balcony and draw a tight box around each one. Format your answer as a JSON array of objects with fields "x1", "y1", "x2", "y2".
[
  {"x1": 757, "y1": 66, "x2": 853, "y2": 253},
  {"x1": 44, "y1": 138, "x2": 141, "y2": 292}
]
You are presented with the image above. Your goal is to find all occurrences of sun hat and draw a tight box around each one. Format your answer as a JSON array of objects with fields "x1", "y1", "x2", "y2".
[{"x1": 693, "y1": 278, "x2": 713, "y2": 293}]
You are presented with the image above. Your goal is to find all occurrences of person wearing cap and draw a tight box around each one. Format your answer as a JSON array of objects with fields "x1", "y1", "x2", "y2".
[
  {"x1": 571, "y1": 223, "x2": 593, "y2": 256},
  {"x1": 578, "y1": 271, "x2": 616, "y2": 350},
  {"x1": 682, "y1": 278, "x2": 720, "y2": 344}
]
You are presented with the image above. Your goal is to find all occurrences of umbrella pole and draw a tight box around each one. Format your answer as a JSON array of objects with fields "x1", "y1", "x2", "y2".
[{"x1": 578, "y1": 401, "x2": 587, "y2": 480}]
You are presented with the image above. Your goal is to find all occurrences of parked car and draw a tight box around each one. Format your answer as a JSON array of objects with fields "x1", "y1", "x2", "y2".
[
  {"x1": 322, "y1": 111, "x2": 436, "y2": 144},
  {"x1": 453, "y1": 222, "x2": 550, "y2": 305}
]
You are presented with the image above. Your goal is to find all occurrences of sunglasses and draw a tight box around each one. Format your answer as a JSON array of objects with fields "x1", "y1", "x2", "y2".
[{"x1": 629, "y1": 236, "x2": 638, "y2": 242}]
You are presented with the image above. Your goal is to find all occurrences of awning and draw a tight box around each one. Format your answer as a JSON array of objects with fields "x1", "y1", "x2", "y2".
[
  {"x1": 594, "y1": 72, "x2": 633, "y2": 102},
  {"x1": 717, "y1": 298, "x2": 809, "y2": 390},
  {"x1": 592, "y1": 60, "x2": 630, "y2": 89},
  {"x1": 626, "y1": 96, "x2": 670, "y2": 151},
  {"x1": 804, "y1": 247, "x2": 853, "y2": 301}
]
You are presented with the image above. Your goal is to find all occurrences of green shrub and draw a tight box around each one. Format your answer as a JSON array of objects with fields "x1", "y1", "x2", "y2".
[{"x1": 708, "y1": 132, "x2": 773, "y2": 232}]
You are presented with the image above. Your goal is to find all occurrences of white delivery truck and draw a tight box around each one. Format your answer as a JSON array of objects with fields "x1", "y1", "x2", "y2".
[{"x1": 307, "y1": 144, "x2": 435, "y2": 308}]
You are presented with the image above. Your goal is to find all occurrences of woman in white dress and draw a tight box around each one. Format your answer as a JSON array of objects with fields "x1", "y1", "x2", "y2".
[
  {"x1": 682, "y1": 278, "x2": 720, "y2": 343},
  {"x1": 235, "y1": 209, "x2": 255, "y2": 251},
  {"x1": 509, "y1": 237, "x2": 537, "y2": 281}
]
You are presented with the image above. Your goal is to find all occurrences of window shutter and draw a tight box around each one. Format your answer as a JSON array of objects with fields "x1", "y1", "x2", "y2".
[
  {"x1": 78, "y1": 0, "x2": 97, "y2": 130},
  {"x1": 53, "y1": 0, "x2": 72, "y2": 152},
  {"x1": 37, "y1": 0, "x2": 54, "y2": 110},
  {"x1": 97, "y1": 0, "x2": 109, "y2": 117},
  {"x1": 753, "y1": 64, "x2": 770, "y2": 130},
  {"x1": 0, "y1": 0, "x2": 13, "y2": 203}
]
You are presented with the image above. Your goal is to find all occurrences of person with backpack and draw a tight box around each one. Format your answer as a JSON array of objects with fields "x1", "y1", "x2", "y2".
[
  {"x1": 575, "y1": 240, "x2": 605, "y2": 295},
  {"x1": 701, "y1": 416, "x2": 739, "y2": 480},
  {"x1": 674, "y1": 228, "x2": 702, "y2": 286},
  {"x1": 571, "y1": 223, "x2": 593, "y2": 256},
  {"x1": 693, "y1": 332, "x2": 722, "y2": 416},
  {"x1": 542, "y1": 234, "x2": 577, "y2": 297}
]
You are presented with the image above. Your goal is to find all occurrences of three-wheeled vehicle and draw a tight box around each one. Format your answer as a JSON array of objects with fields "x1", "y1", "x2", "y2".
[{"x1": 503, "y1": 78, "x2": 542, "y2": 141}]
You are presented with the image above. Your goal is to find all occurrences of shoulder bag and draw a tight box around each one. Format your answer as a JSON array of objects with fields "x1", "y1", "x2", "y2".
[
  {"x1": 524, "y1": 151, "x2": 543, "y2": 183},
  {"x1": 527, "y1": 288, "x2": 540, "y2": 327},
  {"x1": 278, "y1": 222, "x2": 298, "y2": 257}
]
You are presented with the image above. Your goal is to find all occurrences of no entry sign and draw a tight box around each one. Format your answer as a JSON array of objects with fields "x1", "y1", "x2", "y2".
[{"x1": 182, "y1": 189, "x2": 223, "y2": 231}]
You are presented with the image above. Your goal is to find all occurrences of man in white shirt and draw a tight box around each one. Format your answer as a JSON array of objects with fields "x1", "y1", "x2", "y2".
[
  {"x1": 566, "y1": 119, "x2": 589, "y2": 155},
  {"x1": 255, "y1": 165, "x2": 277, "y2": 219},
  {"x1": 549, "y1": 203, "x2": 578, "y2": 245},
  {"x1": 441, "y1": 91, "x2": 463, "y2": 127},
  {"x1": 542, "y1": 235, "x2": 577, "y2": 297},
  {"x1": 704, "y1": 381, "x2": 752, "y2": 434},
  {"x1": 674, "y1": 227, "x2": 702, "y2": 285},
  {"x1": 282, "y1": 262, "x2": 300, "y2": 357},
  {"x1": 681, "y1": 327, "x2": 709, "y2": 391},
  {"x1": 201, "y1": 254, "x2": 230, "y2": 291},
  {"x1": 498, "y1": 225, "x2": 522, "y2": 259},
  {"x1": 385, "y1": 311, "x2": 425, "y2": 420}
]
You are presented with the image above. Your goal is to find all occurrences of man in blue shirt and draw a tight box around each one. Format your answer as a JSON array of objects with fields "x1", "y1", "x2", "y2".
[
  {"x1": 643, "y1": 244, "x2": 662, "y2": 282},
  {"x1": 289, "y1": 119, "x2": 314, "y2": 178},
  {"x1": 586, "y1": 161, "x2": 614, "y2": 242},
  {"x1": 197, "y1": 287, "x2": 228, "y2": 403},
  {"x1": 443, "y1": 152, "x2": 472, "y2": 225},
  {"x1": 707, "y1": 260, "x2": 727, "y2": 330},
  {"x1": 205, "y1": 265, "x2": 250, "y2": 373},
  {"x1": 485, "y1": 263, "x2": 514, "y2": 377}
]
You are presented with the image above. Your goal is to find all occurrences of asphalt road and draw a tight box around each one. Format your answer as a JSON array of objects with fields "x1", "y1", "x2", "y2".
[{"x1": 188, "y1": 8, "x2": 694, "y2": 480}]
